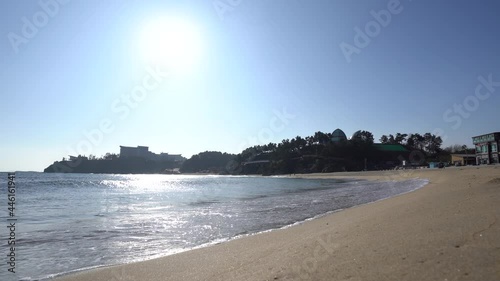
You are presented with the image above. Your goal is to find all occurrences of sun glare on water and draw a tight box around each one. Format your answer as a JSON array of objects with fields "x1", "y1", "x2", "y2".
[{"x1": 139, "y1": 16, "x2": 203, "y2": 73}]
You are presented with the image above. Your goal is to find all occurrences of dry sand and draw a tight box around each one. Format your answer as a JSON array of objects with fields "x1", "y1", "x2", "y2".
[{"x1": 56, "y1": 165, "x2": 500, "y2": 281}]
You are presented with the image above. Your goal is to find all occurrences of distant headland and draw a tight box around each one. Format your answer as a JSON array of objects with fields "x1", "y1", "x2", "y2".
[
  {"x1": 43, "y1": 129, "x2": 479, "y2": 175},
  {"x1": 44, "y1": 146, "x2": 186, "y2": 174}
]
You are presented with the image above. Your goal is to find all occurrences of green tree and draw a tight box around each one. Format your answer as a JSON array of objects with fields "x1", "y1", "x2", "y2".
[
  {"x1": 180, "y1": 151, "x2": 236, "y2": 173},
  {"x1": 423, "y1": 133, "x2": 443, "y2": 155},
  {"x1": 313, "y1": 131, "x2": 330, "y2": 144},
  {"x1": 351, "y1": 130, "x2": 374, "y2": 144},
  {"x1": 407, "y1": 133, "x2": 424, "y2": 150},
  {"x1": 395, "y1": 133, "x2": 408, "y2": 144}
]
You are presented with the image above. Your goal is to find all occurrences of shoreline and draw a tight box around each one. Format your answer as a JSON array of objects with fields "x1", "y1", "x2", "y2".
[
  {"x1": 55, "y1": 165, "x2": 500, "y2": 281},
  {"x1": 49, "y1": 176, "x2": 426, "y2": 280}
]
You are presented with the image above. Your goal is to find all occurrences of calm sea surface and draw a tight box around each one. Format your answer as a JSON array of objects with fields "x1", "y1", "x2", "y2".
[{"x1": 0, "y1": 172, "x2": 428, "y2": 280}]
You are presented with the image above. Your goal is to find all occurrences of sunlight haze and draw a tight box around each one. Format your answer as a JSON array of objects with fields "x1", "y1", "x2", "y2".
[{"x1": 1, "y1": 0, "x2": 499, "y2": 171}]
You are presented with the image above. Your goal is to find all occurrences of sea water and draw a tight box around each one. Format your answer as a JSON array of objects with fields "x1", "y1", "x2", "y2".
[{"x1": 0, "y1": 172, "x2": 428, "y2": 280}]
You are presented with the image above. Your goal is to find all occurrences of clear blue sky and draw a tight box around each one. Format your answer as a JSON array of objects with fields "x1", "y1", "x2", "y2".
[{"x1": 1, "y1": 0, "x2": 500, "y2": 171}]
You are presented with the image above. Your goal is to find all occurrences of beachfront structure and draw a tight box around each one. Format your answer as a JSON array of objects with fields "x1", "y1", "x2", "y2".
[
  {"x1": 120, "y1": 146, "x2": 184, "y2": 162},
  {"x1": 372, "y1": 143, "x2": 411, "y2": 167},
  {"x1": 451, "y1": 154, "x2": 476, "y2": 166},
  {"x1": 472, "y1": 132, "x2": 500, "y2": 165}
]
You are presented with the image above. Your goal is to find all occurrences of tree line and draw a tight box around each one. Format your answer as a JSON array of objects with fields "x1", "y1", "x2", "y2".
[
  {"x1": 48, "y1": 130, "x2": 471, "y2": 175},
  {"x1": 180, "y1": 130, "x2": 456, "y2": 175},
  {"x1": 379, "y1": 133, "x2": 443, "y2": 155},
  {"x1": 61, "y1": 153, "x2": 119, "y2": 162}
]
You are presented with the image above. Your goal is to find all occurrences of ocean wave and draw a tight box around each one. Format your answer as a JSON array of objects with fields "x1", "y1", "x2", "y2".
[{"x1": 5, "y1": 174, "x2": 428, "y2": 281}]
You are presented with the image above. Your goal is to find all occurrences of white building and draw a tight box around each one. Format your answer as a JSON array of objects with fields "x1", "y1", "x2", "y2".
[{"x1": 119, "y1": 146, "x2": 184, "y2": 162}]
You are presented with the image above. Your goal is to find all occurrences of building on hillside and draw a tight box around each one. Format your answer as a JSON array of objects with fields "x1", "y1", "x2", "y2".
[
  {"x1": 152, "y1": 153, "x2": 185, "y2": 162},
  {"x1": 370, "y1": 143, "x2": 411, "y2": 169},
  {"x1": 472, "y1": 132, "x2": 500, "y2": 165},
  {"x1": 331, "y1": 129, "x2": 347, "y2": 143},
  {"x1": 450, "y1": 154, "x2": 476, "y2": 166},
  {"x1": 120, "y1": 146, "x2": 184, "y2": 162},
  {"x1": 120, "y1": 146, "x2": 150, "y2": 159}
]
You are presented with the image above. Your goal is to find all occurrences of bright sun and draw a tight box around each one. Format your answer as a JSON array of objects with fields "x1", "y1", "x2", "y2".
[{"x1": 139, "y1": 17, "x2": 203, "y2": 73}]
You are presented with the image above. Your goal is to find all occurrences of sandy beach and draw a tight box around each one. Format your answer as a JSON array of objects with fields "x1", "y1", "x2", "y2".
[{"x1": 55, "y1": 165, "x2": 500, "y2": 281}]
